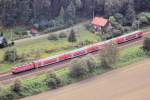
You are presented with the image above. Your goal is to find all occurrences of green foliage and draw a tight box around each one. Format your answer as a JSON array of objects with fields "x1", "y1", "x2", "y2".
[
  {"x1": 114, "y1": 13, "x2": 124, "y2": 25},
  {"x1": 100, "y1": 42, "x2": 119, "y2": 68},
  {"x1": 83, "y1": 55, "x2": 97, "y2": 72},
  {"x1": 14, "y1": 27, "x2": 27, "y2": 36},
  {"x1": 11, "y1": 80, "x2": 23, "y2": 95},
  {"x1": 4, "y1": 48, "x2": 18, "y2": 63},
  {"x1": 46, "y1": 71, "x2": 62, "y2": 89},
  {"x1": 68, "y1": 29, "x2": 77, "y2": 43},
  {"x1": 124, "y1": 1, "x2": 136, "y2": 25},
  {"x1": 117, "y1": 46, "x2": 145, "y2": 66},
  {"x1": 48, "y1": 34, "x2": 59, "y2": 41},
  {"x1": 85, "y1": 24, "x2": 95, "y2": 33},
  {"x1": 69, "y1": 58, "x2": 89, "y2": 78},
  {"x1": 59, "y1": 6, "x2": 65, "y2": 17},
  {"x1": 64, "y1": 1, "x2": 76, "y2": 25},
  {"x1": 0, "y1": 46, "x2": 146, "y2": 100},
  {"x1": 143, "y1": 37, "x2": 150, "y2": 51},
  {"x1": 137, "y1": 12, "x2": 150, "y2": 27},
  {"x1": 0, "y1": 90, "x2": 14, "y2": 100},
  {"x1": 75, "y1": 0, "x2": 82, "y2": 9},
  {"x1": 59, "y1": 32, "x2": 67, "y2": 38}
]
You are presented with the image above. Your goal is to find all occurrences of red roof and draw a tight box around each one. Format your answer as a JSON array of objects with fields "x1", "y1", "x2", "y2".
[
  {"x1": 31, "y1": 28, "x2": 38, "y2": 34},
  {"x1": 91, "y1": 17, "x2": 108, "y2": 27}
]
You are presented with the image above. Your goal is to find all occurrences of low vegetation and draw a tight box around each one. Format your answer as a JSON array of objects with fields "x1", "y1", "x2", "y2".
[
  {"x1": 0, "y1": 44, "x2": 147, "y2": 100},
  {"x1": 0, "y1": 28, "x2": 100, "y2": 73},
  {"x1": 100, "y1": 42, "x2": 119, "y2": 68},
  {"x1": 143, "y1": 36, "x2": 150, "y2": 56}
]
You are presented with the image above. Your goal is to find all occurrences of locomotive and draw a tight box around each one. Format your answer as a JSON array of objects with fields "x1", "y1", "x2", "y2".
[{"x1": 11, "y1": 31, "x2": 143, "y2": 74}]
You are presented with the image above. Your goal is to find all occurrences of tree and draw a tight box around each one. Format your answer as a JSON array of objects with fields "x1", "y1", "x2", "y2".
[
  {"x1": 75, "y1": 0, "x2": 82, "y2": 9},
  {"x1": 124, "y1": 1, "x2": 136, "y2": 25},
  {"x1": 11, "y1": 80, "x2": 23, "y2": 94},
  {"x1": 83, "y1": 54, "x2": 97, "y2": 72},
  {"x1": 64, "y1": 1, "x2": 76, "y2": 25},
  {"x1": 143, "y1": 37, "x2": 150, "y2": 51},
  {"x1": 46, "y1": 71, "x2": 62, "y2": 89},
  {"x1": 4, "y1": 48, "x2": 18, "y2": 63},
  {"x1": 59, "y1": 6, "x2": 65, "y2": 17},
  {"x1": 68, "y1": 29, "x2": 77, "y2": 44},
  {"x1": 69, "y1": 58, "x2": 89, "y2": 78},
  {"x1": 104, "y1": 0, "x2": 113, "y2": 17},
  {"x1": 100, "y1": 41, "x2": 119, "y2": 68}
]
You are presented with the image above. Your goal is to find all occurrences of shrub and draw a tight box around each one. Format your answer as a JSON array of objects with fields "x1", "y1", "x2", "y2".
[
  {"x1": 68, "y1": 29, "x2": 77, "y2": 44},
  {"x1": 59, "y1": 32, "x2": 67, "y2": 38},
  {"x1": 46, "y1": 71, "x2": 62, "y2": 89},
  {"x1": 143, "y1": 37, "x2": 150, "y2": 51},
  {"x1": 11, "y1": 80, "x2": 23, "y2": 95},
  {"x1": 69, "y1": 58, "x2": 89, "y2": 78},
  {"x1": 137, "y1": 13, "x2": 150, "y2": 27},
  {"x1": 83, "y1": 55, "x2": 97, "y2": 72},
  {"x1": 0, "y1": 90, "x2": 14, "y2": 100},
  {"x1": 85, "y1": 24, "x2": 95, "y2": 33},
  {"x1": 100, "y1": 42, "x2": 119, "y2": 69},
  {"x1": 114, "y1": 13, "x2": 124, "y2": 25},
  {"x1": 48, "y1": 34, "x2": 59, "y2": 41},
  {"x1": 123, "y1": 26, "x2": 132, "y2": 33},
  {"x1": 4, "y1": 48, "x2": 18, "y2": 63}
]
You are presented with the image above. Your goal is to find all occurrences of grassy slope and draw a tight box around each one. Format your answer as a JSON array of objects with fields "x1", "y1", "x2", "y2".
[{"x1": 0, "y1": 29, "x2": 100, "y2": 73}]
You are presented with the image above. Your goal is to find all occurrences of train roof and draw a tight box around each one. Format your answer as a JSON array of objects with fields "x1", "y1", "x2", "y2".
[{"x1": 33, "y1": 30, "x2": 142, "y2": 62}]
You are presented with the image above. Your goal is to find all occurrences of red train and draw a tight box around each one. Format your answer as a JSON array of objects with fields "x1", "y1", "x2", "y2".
[{"x1": 11, "y1": 31, "x2": 144, "y2": 74}]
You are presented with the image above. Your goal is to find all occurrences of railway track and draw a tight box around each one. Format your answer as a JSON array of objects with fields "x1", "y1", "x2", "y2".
[{"x1": 0, "y1": 29, "x2": 149, "y2": 85}]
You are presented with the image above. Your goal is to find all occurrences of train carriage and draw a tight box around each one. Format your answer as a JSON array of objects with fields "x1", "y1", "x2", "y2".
[
  {"x1": 12, "y1": 64, "x2": 34, "y2": 74},
  {"x1": 11, "y1": 30, "x2": 144, "y2": 74}
]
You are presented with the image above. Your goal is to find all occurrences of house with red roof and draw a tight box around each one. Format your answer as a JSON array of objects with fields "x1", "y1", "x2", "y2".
[
  {"x1": 31, "y1": 28, "x2": 39, "y2": 36},
  {"x1": 91, "y1": 17, "x2": 110, "y2": 32}
]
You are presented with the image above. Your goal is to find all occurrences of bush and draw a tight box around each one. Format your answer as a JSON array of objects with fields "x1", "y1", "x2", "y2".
[
  {"x1": 0, "y1": 90, "x2": 14, "y2": 100},
  {"x1": 83, "y1": 55, "x2": 97, "y2": 72},
  {"x1": 114, "y1": 13, "x2": 124, "y2": 25},
  {"x1": 143, "y1": 37, "x2": 150, "y2": 51},
  {"x1": 11, "y1": 80, "x2": 23, "y2": 95},
  {"x1": 69, "y1": 58, "x2": 89, "y2": 78},
  {"x1": 100, "y1": 42, "x2": 119, "y2": 69},
  {"x1": 68, "y1": 29, "x2": 77, "y2": 43},
  {"x1": 78, "y1": 40, "x2": 94, "y2": 47},
  {"x1": 137, "y1": 13, "x2": 150, "y2": 27},
  {"x1": 85, "y1": 24, "x2": 95, "y2": 33},
  {"x1": 59, "y1": 32, "x2": 67, "y2": 38},
  {"x1": 48, "y1": 34, "x2": 59, "y2": 41},
  {"x1": 4, "y1": 48, "x2": 18, "y2": 63},
  {"x1": 123, "y1": 26, "x2": 132, "y2": 33},
  {"x1": 46, "y1": 71, "x2": 62, "y2": 89}
]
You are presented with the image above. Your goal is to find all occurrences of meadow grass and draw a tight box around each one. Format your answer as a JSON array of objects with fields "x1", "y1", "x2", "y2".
[
  {"x1": 0, "y1": 45, "x2": 147, "y2": 100},
  {"x1": 0, "y1": 29, "x2": 100, "y2": 73}
]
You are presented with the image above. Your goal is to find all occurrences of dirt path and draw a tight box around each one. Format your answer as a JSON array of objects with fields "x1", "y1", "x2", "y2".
[
  {"x1": 14, "y1": 22, "x2": 88, "y2": 44},
  {"x1": 21, "y1": 58, "x2": 150, "y2": 100}
]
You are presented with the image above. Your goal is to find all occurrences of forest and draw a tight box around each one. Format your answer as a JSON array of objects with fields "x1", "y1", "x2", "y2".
[{"x1": 0, "y1": 0, "x2": 149, "y2": 27}]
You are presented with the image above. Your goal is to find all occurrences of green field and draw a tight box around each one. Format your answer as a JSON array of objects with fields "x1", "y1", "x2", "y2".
[
  {"x1": 0, "y1": 45, "x2": 147, "y2": 100},
  {"x1": 23, "y1": 45, "x2": 146, "y2": 85},
  {"x1": 0, "y1": 28, "x2": 100, "y2": 73}
]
